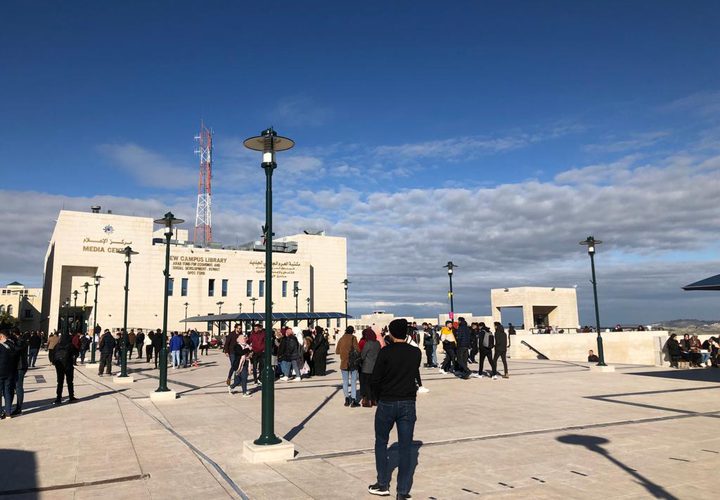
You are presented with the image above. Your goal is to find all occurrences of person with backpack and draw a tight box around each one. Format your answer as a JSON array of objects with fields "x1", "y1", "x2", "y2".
[
  {"x1": 279, "y1": 327, "x2": 302, "y2": 381},
  {"x1": 336, "y1": 325, "x2": 361, "y2": 407},
  {"x1": 53, "y1": 333, "x2": 78, "y2": 404},
  {"x1": 360, "y1": 328, "x2": 381, "y2": 407},
  {"x1": 98, "y1": 329, "x2": 116, "y2": 376},
  {"x1": 491, "y1": 322, "x2": 509, "y2": 379},
  {"x1": 477, "y1": 322, "x2": 495, "y2": 377},
  {"x1": 79, "y1": 333, "x2": 91, "y2": 364}
]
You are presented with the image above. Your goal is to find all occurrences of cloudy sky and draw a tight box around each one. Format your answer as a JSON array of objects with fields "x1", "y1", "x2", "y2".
[{"x1": 2, "y1": 1, "x2": 719, "y2": 324}]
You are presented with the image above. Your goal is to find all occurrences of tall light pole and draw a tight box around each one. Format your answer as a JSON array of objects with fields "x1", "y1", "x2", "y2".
[
  {"x1": 217, "y1": 301, "x2": 224, "y2": 334},
  {"x1": 580, "y1": 236, "x2": 606, "y2": 366},
  {"x1": 250, "y1": 297, "x2": 257, "y2": 313},
  {"x1": 244, "y1": 127, "x2": 294, "y2": 447},
  {"x1": 90, "y1": 275, "x2": 103, "y2": 364},
  {"x1": 342, "y1": 279, "x2": 350, "y2": 329},
  {"x1": 183, "y1": 302, "x2": 189, "y2": 332},
  {"x1": 293, "y1": 284, "x2": 300, "y2": 326},
  {"x1": 153, "y1": 212, "x2": 184, "y2": 394},
  {"x1": 119, "y1": 246, "x2": 138, "y2": 379},
  {"x1": 62, "y1": 298, "x2": 70, "y2": 335},
  {"x1": 443, "y1": 261, "x2": 457, "y2": 321},
  {"x1": 82, "y1": 282, "x2": 89, "y2": 335}
]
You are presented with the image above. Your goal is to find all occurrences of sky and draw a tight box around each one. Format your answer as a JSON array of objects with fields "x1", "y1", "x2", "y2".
[{"x1": 2, "y1": 1, "x2": 720, "y2": 325}]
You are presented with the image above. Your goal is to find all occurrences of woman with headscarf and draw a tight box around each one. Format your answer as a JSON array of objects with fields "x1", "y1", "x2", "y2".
[
  {"x1": 359, "y1": 328, "x2": 380, "y2": 407},
  {"x1": 311, "y1": 326, "x2": 329, "y2": 376},
  {"x1": 52, "y1": 333, "x2": 78, "y2": 404},
  {"x1": 228, "y1": 334, "x2": 253, "y2": 397}
]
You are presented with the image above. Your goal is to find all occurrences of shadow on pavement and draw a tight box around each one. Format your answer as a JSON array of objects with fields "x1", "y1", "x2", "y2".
[
  {"x1": 284, "y1": 386, "x2": 342, "y2": 441},
  {"x1": 627, "y1": 368, "x2": 720, "y2": 383},
  {"x1": 387, "y1": 440, "x2": 422, "y2": 494},
  {"x1": 21, "y1": 390, "x2": 123, "y2": 415},
  {"x1": 557, "y1": 434, "x2": 678, "y2": 500},
  {"x1": 0, "y1": 449, "x2": 37, "y2": 498}
]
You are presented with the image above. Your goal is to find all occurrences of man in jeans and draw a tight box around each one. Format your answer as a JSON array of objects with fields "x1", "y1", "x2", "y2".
[{"x1": 368, "y1": 318, "x2": 420, "y2": 499}]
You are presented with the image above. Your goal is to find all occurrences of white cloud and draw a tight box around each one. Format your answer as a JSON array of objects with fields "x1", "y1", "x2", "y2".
[
  {"x1": 584, "y1": 131, "x2": 670, "y2": 153},
  {"x1": 98, "y1": 143, "x2": 197, "y2": 189},
  {"x1": 269, "y1": 96, "x2": 333, "y2": 127}
]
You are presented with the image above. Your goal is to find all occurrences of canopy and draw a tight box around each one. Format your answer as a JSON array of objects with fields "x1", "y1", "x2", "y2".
[
  {"x1": 682, "y1": 273, "x2": 720, "y2": 291},
  {"x1": 182, "y1": 312, "x2": 351, "y2": 323}
]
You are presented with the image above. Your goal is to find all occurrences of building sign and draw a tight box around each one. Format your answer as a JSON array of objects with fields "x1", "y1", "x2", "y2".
[
  {"x1": 250, "y1": 260, "x2": 301, "y2": 277},
  {"x1": 82, "y1": 238, "x2": 133, "y2": 254},
  {"x1": 171, "y1": 256, "x2": 227, "y2": 275}
]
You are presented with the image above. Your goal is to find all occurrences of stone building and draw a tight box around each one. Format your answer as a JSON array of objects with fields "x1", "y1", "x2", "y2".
[{"x1": 0, "y1": 282, "x2": 43, "y2": 331}]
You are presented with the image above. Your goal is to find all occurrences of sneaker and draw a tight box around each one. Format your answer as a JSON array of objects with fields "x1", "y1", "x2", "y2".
[
  {"x1": 368, "y1": 483, "x2": 390, "y2": 496},
  {"x1": 396, "y1": 494, "x2": 412, "y2": 499},
  {"x1": 470, "y1": 373, "x2": 481, "y2": 378},
  {"x1": 492, "y1": 375, "x2": 498, "y2": 380},
  {"x1": 502, "y1": 374, "x2": 509, "y2": 379},
  {"x1": 417, "y1": 386, "x2": 430, "y2": 393},
  {"x1": 54, "y1": 399, "x2": 62, "y2": 405},
  {"x1": 0, "y1": 413, "x2": 5, "y2": 420},
  {"x1": 10, "y1": 408, "x2": 22, "y2": 416},
  {"x1": 242, "y1": 393, "x2": 252, "y2": 398},
  {"x1": 351, "y1": 399, "x2": 361, "y2": 407},
  {"x1": 280, "y1": 376, "x2": 289, "y2": 382},
  {"x1": 69, "y1": 397, "x2": 78, "y2": 403},
  {"x1": 291, "y1": 376, "x2": 301, "y2": 382},
  {"x1": 227, "y1": 385, "x2": 233, "y2": 395},
  {"x1": 438, "y1": 369, "x2": 446, "y2": 374},
  {"x1": 344, "y1": 397, "x2": 351, "y2": 407}
]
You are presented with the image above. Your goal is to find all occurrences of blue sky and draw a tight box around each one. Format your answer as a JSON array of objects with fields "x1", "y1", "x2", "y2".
[{"x1": 2, "y1": 1, "x2": 720, "y2": 324}]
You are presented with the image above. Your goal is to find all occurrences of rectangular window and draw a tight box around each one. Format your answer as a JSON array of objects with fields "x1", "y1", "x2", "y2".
[
  {"x1": 336, "y1": 318, "x2": 341, "y2": 328},
  {"x1": 282, "y1": 281, "x2": 287, "y2": 297},
  {"x1": 246, "y1": 280, "x2": 252, "y2": 297},
  {"x1": 181, "y1": 278, "x2": 188, "y2": 296},
  {"x1": 208, "y1": 279, "x2": 215, "y2": 297},
  {"x1": 259, "y1": 280, "x2": 265, "y2": 298},
  {"x1": 222, "y1": 279, "x2": 228, "y2": 297},
  {"x1": 326, "y1": 318, "x2": 330, "y2": 328},
  {"x1": 24, "y1": 309, "x2": 33, "y2": 319},
  {"x1": 167, "y1": 278, "x2": 174, "y2": 296}
]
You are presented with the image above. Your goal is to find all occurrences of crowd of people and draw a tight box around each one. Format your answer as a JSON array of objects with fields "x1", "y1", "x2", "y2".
[{"x1": 665, "y1": 333, "x2": 720, "y2": 368}]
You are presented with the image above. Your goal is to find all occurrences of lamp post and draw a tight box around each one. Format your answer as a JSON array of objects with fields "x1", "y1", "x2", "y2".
[
  {"x1": 244, "y1": 127, "x2": 294, "y2": 446},
  {"x1": 82, "y1": 282, "x2": 89, "y2": 335},
  {"x1": 72, "y1": 290, "x2": 78, "y2": 308},
  {"x1": 62, "y1": 298, "x2": 70, "y2": 335},
  {"x1": 90, "y1": 275, "x2": 103, "y2": 364},
  {"x1": 293, "y1": 284, "x2": 300, "y2": 326},
  {"x1": 217, "y1": 301, "x2": 224, "y2": 333},
  {"x1": 250, "y1": 297, "x2": 257, "y2": 313},
  {"x1": 153, "y1": 212, "x2": 185, "y2": 394},
  {"x1": 119, "y1": 246, "x2": 138, "y2": 378},
  {"x1": 183, "y1": 302, "x2": 189, "y2": 332},
  {"x1": 342, "y1": 279, "x2": 350, "y2": 329},
  {"x1": 580, "y1": 236, "x2": 606, "y2": 366},
  {"x1": 443, "y1": 261, "x2": 457, "y2": 321}
]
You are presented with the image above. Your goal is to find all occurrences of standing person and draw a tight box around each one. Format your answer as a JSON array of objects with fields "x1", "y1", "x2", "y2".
[
  {"x1": 360, "y1": 328, "x2": 381, "y2": 407},
  {"x1": 144, "y1": 330, "x2": 154, "y2": 363},
  {"x1": 439, "y1": 321, "x2": 456, "y2": 374},
  {"x1": 491, "y1": 322, "x2": 509, "y2": 379},
  {"x1": 469, "y1": 323, "x2": 480, "y2": 363},
  {"x1": 127, "y1": 329, "x2": 136, "y2": 360},
  {"x1": 0, "y1": 330, "x2": 18, "y2": 419},
  {"x1": 98, "y1": 329, "x2": 116, "y2": 376},
  {"x1": 52, "y1": 333, "x2": 78, "y2": 404},
  {"x1": 477, "y1": 323, "x2": 495, "y2": 377},
  {"x1": 70, "y1": 331, "x2": 81, "y2": 366},
  {"x1": 190, "y1": 330, "x2": 200, "y2": 364},
  {"x1": 200, "y1": 333, "x2": 210, "y2": 356},
  {"x1": 368, "y1": 319, "x2": 420, "y2": 499},
  {"x1": 170, "y1": 332, "x2": 183, "y2": 369},
  {"x1": 223, "y1": 325, "x2": 240, "y2": 385},
  {"x1": 228, "y1": 334, "x2": 253, "y2": 397},
  {"x1": 303, "y1": 331, "x2": 314, "y2": 378},
  {"x1": 47, "y1": 332, "x2": 59, "y2": 363},
  {"x1": 113, "y1": 330, "x2": 122, "y2": 366},
  {"x1": 422, "y1": 324, "x2": 435, "y2": 367},
  {"x1": 279, "y1": 328, "x2": 302, "y2": 381},
  {"x1": 79, "y1": 332, "x2": 91, "y2": 364},
  {"x1": 336, "y1": 326, "x2": 361, "y2": 407},
  {"x1": 12, "y1": 331, "x2": 29, "y2": 415},
  {"x1": 454, "y1": 317, "x2": 472, "y2": 379},
  {"x1": 249, "y1": 324, "x2": 265, "y2": 385},
  {"x1": 151, "y1": 328, "x2": 163, "y2": 368},
  {"x1": 28, "y1": 331, "x2": 41, "y2": 368},
  {"x1": 311, "y1": 326, "x2": 329, "y2": 376},
  {"x1": 181, "y1": 332, "x2": 193, "y2": 368},
  {"x1": 135, "y1": 329, "x2": 145, "y2": 360}
]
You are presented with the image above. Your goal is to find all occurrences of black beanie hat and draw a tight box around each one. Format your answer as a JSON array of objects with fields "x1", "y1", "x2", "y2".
[{"x1": 389, "y1": 319, "x2": 408, "y2": 339}]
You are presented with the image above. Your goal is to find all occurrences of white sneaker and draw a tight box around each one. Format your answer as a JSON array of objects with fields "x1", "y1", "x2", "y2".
[
  {"x1": 292, "y1": 377, "x2": 301, "y2": 382},
  {"x1": 280, "y1": 376, "x2": 289, "y2": 382},
  {"x1": 471, "y1": 373, "x2": 481, "y2": 378},
  {"x1": 417, "y1": 386, "x2": 430, "y2": 393},
  {"x1": 492, "y1": 375, "x2": 498, "y2": 380},
  {"x1": 438, "y1": 369, "x2": 446, "y2": 374},
  {"x1": 227, "y1": 386, "x2": 233, "y2": 394},
  {"x1": 242, "y1": 393, "x2": 252, "y2": 398}
]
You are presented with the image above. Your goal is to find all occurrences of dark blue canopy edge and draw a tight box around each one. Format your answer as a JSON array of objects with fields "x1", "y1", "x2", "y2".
[
  {"x1": 683, "y1": 273, "x2": 720, "y2": 291},
  {"x1": 182, "y1": 312, "x2": 351, "y2": 323}
]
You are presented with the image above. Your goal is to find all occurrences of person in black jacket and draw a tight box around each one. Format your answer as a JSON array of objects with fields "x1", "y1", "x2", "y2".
[
  {"x1": 98, "y1": 329, "x2": 116, "y2": 376},
  {"x1": 454, "y1": 318, "x2": 472, "y2": 379},
  {"x1": 368, "y1": 319, "x2": 420, "y2": 499},
  {"x1": 135, "y1": 329, "x2": 145, "y2": 360},
  {"x1": 469, "y1": 323, "x2": 479, "y2": 364},
  {"x1": 151, "y1": 328, "x2": 163, "y2": 368},
  {"x1": 477, "y1": 323, "x2": 495, "y2": 377},
  {"x1": 28, "y1": 331, "x2": 41, "y2": 368},
  {"x1": 0, "y1": 330, "x2": 18, "y2": 419},
  {"x1": 666, "y1": 334, "x2": 682, "y2": 368},
  {"x1": 53, "y1": 333, "x2": 78, "y2": 404},
  {"x1": 10, "y1": 330, "x2": 28, "y2": 415},
  {"x1": 491, "y1": 322, "x2": 509, "y2": 379},
  {"x1": 311, "y1": 326, "x2": 329, "y2": 376}
]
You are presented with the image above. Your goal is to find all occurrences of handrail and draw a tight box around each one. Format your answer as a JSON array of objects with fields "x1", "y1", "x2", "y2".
[{"x1": 520, "y1": 340, "x2": 549, "y2": 360}]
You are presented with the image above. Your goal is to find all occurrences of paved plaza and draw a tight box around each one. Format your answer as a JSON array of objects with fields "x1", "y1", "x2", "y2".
[{"x1": 1, "y1": 349, "x2": 718, "y2": 499}]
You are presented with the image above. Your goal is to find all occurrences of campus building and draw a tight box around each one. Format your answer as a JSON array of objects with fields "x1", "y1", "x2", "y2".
[
  {"x1": 0, "y1": 282, "x2": 43, "y2": 331},
  {"x1": 41, "y1": 209, "x2": 347, "y2": 334}
]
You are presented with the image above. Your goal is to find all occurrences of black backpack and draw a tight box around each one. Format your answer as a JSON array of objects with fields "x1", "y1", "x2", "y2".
[{"x1": 347, "y1": 346, "x2": 362, "y2": 371}]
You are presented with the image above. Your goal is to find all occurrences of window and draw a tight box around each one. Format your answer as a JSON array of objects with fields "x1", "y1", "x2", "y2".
[
  {"x1": 337, "y1": 318, "x2": 341, "y2": 328},
  {"x1": 167, "y1": 278, "x2": 174, "y2": 296},
  {"x1": 181, "y1": 278, "x2": 188, "y2": 296},
  {"x1": 259, "y1": 280, "x2": 265, "y2": 298},
  {"x1": 222, "y1": 279, "x2": 228, "y2": 297},
  {"x1": 7, "y1": 305, "x2": 13, "y2": 316},
  {"x1": 24, "y1": 309, "x2": 33, "y2": 319},
  {"x1": 326, "y1": 318, "x2": 330, "y2": 328},
  {"x1": 208, "y1": 279, "x2": 215, "y2": 297},
  {"x1": 282, "y1": 281, "x2": 287, "y2": 297},
  {"x1": 246, "y1": 280, "x2": 252, "y2": 297}
]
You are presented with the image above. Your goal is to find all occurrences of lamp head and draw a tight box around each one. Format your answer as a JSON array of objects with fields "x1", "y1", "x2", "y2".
[
  {"x1": 444, "y1": 261, "x2": 456, "y2": 275},
  {"x1": 123, "y1": 246, "x2": 139, "y2": 264},
  {"x1": 94, "y1": 275, "x2": 103, "y2": 286},
  {"x1": 243, "y1": 127, "x2": 295, "y2": 164},
  {"x1": 153, "y1": 211, "x2": 185, "y2": 232},
  {"x1": 73, "y1": 290, "x2": 78, "y2": 297},
  {"x1": 579, "y1": 236, "x2": 601, "y2": 255}
]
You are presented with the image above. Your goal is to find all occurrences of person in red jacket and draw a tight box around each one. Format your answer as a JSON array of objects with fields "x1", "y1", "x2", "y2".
[{"x1": 249, "y1": 324, "x2": 265, "y2": 385}]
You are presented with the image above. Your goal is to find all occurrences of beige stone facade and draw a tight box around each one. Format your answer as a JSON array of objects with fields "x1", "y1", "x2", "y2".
[
  {"x1": 491, "y1": 286, "x2": 579, "y2": 331},
  {"x1": 41, "y1": 210, "x2": 347, "y2": 334},
  {"x1": 0, "y1": 282, "x2": 43, "y2": 331}
]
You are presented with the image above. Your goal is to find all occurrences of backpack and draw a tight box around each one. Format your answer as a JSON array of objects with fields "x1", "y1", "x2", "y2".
[{"x1": 347, "y1": 346, "x2": 362, "y2": 371}]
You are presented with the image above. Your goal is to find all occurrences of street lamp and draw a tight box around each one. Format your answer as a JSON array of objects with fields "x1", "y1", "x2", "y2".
[
  {"x1": 62, "y1": 298, "x2": 70, "y2": 335},
  {"x1": 217, "y1": 301, "x2": 224, "y2": 333},
  {"x1": 250, "y1": 297, "x2": 257, "y2": 313},
  {"x1": 443, "y1": 261, "x2": 457, "y2": 321},
  {"x1": 244, "y1": 127, "x2": 294, "y2": 447},
  {"x1": 293, "y1": 284, "x2": 301, "y2": 326},
  {"x1": 119, "y1": 246, "x2": 138, "y2": 379},
  {"x1": 580, "y1": 236, "x2": 606, "y2": 366},
  {"x1": 90, "y1": 275, "x2": 103, "y2": 364},
  {"x1": 153, "y1": 211, "x2": 185, "y2": 394},
  {"x1": 342, "y1": 279, "x2": 350, "y2": 329},
  {"x1": 72, "y1": 290, "x2": 78, "y2": 308},
  {"x1": 184, "y1": 302, "x2": 189, "y2": 332},
  {"x1": 82, "y1": 282, "x2": 90, "y2": 335}
]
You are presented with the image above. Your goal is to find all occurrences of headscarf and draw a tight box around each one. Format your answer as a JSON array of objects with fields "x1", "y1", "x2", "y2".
[{"x1": 362, "y1": 327, "x2": 376, "y2": 342}]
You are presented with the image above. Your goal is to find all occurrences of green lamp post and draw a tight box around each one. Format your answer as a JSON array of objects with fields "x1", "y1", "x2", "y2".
[
  {"x1": 153, "y1": 212, "x2": 185, "y2": 393},
  {"x1": 82, "y1": 282, "x2": 90, "y2": 335},
  {"x1": 342, "y1": 279, "x2": 350, "y2": 328},
  {"x1": 244, "y1": 127, "x2": 294, "y2": 446},
  {"x1": 119, "y1": 246, "x2": 138, "y2": 378},
  {"x1": 90, "y1": 275, "x2": 103, "y2": 363},
  {"x1": 443, "y1": 261, "x2": 457, "y2": 321},
  {"x1": 580, "y1": 236, "x2": 607, "y2": 366},
  {"x1": 293, "y1": 284, "x2": 301, "y2": 326}
]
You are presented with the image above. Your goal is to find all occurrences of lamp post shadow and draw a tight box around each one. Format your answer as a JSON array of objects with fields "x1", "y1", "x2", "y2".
[{"x1": 556, "y1": 434, "x2": 678, "y2": 500}]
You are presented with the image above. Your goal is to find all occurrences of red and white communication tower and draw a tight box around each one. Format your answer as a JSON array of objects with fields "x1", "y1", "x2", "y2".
[{"x1": 194, "y1": 122, "x2": 213, "y2": 246}]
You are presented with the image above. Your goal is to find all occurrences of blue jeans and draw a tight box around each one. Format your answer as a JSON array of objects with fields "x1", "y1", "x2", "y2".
[
  {"x1": 13, "y1": 370, "x2": 25, "y2": 410},
  {"x1": 172, "y1": 350, "x2": 181, "y2": 367},
  {"x1": 231, "y1": 363, "x2": 249, "y2": 394},
  {"x1": 28, "y1": 348, "x2": 39, "y2": 367},
  {"x1": 341, "y1": 369, "x2": 358, "y2": 400},
  {"x1": 0, "y1": 377, "x2": 12, "y2": 415},
  {"x1": 181, "y1": 348, "x2": 190, "y2": 367},
  {"x1": 431, "y1": 345, "x2": 438, "y2": 366},
  {"x1": 281, "y1": 360, "x2": 301, "y2": 377},
  {"x1": 374, "y1": 400, "x2": 417, "y2": 495}
]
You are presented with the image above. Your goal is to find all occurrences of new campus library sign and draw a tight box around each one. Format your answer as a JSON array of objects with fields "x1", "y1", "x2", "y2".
[{"x1": 170, "y1": 255, "x2": 227, "y2": 275}]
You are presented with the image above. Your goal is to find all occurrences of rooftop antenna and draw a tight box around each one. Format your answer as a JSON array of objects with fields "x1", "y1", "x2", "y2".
[{"x1": 194, "y1": 121, "x2": 213, "y2": 247}]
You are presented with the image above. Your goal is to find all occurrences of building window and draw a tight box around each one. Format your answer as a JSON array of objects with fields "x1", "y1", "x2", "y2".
[
  {"x1": 24, "y1": 309, "x2": 33, "y2": 319},
  {"x1": 326, "y1": 318, "x2": 330, "y2": 328},
  {"x1": 7, "y1": 305, "x2": 13, "y2": 316},
  {"x1": 282, "y1": 281, "x2": 287, "y2": 297},
  {"x1": 246, "y1": 280, "x2": 252, "y2": 297},
  {"x1": 336, "y1": 318, "x2": 341, "y2": 328},
  {"x1": 259, "y1": 280, "x2": 265, "y2": 298},
  {"x1": 168, "y1": 278, "x2": 174, "y2": 296},
  {"x1": 222, "y1": 279, "x2": 228, "y2": 297},
  {"x1": 208, "y1": 279, "x2": 215, "y2": 297},
  {"x1": 181, "y1": 278, "x2": 188, "y2": 296}
]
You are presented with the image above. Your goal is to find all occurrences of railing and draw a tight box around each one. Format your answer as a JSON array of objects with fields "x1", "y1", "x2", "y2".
[{"x1": 519, "y1": 340, "x2": 549, "y2": 360}]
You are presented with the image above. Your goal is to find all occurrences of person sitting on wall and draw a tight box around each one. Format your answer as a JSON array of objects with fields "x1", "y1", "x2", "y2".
[
  {"x1": 665, "y1": 334, "x2": 682, "y2": 368},
  {"x1": 587, "y1": 350, "x2": 599, "y2": 363}
]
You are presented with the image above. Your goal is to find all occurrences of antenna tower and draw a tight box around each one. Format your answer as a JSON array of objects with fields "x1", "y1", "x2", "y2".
[{"x1": 194, "y1": 122, "x2": 213, "y2": 246}]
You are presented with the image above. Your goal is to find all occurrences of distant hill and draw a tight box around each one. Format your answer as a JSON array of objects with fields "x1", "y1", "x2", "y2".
[{"x1": 652, "y1": 319, "x2": 720, "y2": 333}]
